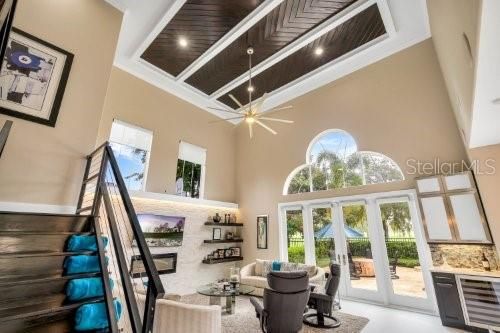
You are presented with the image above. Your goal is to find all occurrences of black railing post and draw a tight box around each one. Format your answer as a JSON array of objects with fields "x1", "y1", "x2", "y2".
[
  {"x1": 76, "y1": 155, "x2": 91, "y2": 212},
  {"x1": 0, "y1": 120, "x2": 13, "y2": 158},
  {"x1": 142, "y1": 287, "x2": 156, "y2": 333}
]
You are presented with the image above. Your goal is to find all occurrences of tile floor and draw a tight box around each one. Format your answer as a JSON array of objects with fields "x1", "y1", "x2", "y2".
[{"x1": 340, "y1": 299, "x2": 466, "y2": 333}]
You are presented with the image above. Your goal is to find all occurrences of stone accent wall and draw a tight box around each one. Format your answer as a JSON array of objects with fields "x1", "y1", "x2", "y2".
[
  {"x1": 430, "y1": 244, "x2": 499, "y2": 270},
  {"x1": 129, "y1": 197, "x2": 241, "y2": 295}
]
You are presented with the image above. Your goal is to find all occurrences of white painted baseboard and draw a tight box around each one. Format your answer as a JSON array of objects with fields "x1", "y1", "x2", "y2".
[{"x1": 0, "y1": 201, "x2": 76, "y2": 214}]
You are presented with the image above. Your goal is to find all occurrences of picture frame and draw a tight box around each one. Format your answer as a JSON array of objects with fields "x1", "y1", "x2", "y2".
[
  {"x1": 257, "y1": 215, "x2": 268, "y2": 249},
  {"x1": 0, "y1": 28, "x2": 73, "y2": 127},
  {"x1": 133, "y1": 214, "x2": 185, "y2": 247},
  {"x1": 212, "y1": 227, "x2": 222, "y2": 240},
  {"x1": 217, "y1": 249, "x2": 225, "y2": 258},
  {"x1": 224, "y1": 248, "x2": 233, "y2": 258},
  {"x1": 231, "y1": 247, "x2": 241, "y2": 257}
]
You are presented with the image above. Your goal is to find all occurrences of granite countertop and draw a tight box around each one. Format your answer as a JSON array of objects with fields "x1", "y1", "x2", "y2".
[{"x1": 430, "y1": 266, "x2": 500, "y2": 278}]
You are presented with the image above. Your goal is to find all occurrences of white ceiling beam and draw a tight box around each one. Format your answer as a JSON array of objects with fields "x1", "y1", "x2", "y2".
[
  {"x1": 209, "y1": 0, "x2": 377, "y2": 100},
  {"x1": 176, "y1": 0, "x2": 284, "y2": 82}
]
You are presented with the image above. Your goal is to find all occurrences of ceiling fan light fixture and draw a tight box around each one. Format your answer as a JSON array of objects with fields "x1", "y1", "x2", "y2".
[
  {"x1": 245, "y1": 116, "x2": 256, "y2": 124},
  {"x1": 178, "y1": 37, "x2": 188, "y2": 48},
  {"x1": 314, "y1": 47, "x2": 324, "y2": 56}
]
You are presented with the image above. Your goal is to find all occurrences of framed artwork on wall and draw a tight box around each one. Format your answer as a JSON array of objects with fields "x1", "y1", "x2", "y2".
[
  {"x1": 257, "y1": 215, "x2": 268, "y2": 249},
  {"x1": 0, "y1": 28, "x2": 73, "y2": 127},
  {"x1": 213, "y1": 227, "x2": 222, "y2": 240}
]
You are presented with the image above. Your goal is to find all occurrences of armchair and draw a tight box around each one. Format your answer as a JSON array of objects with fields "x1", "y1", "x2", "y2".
[
  {"x1": 250, "y1": 271, "x2": 310, "y2": 333},
  {"x1": 303, "y1": 263, "x2": 341, "y2": 329}
]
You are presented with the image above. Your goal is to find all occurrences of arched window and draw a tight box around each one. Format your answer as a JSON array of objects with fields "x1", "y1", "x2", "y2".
[{"x1": 284, "y1": 130, "x2": 404, "y2": 195}]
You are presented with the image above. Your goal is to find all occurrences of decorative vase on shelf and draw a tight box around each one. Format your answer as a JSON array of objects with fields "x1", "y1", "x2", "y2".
[{"x1": 213, "y1": 213, "x2": 221, "y2": 223}]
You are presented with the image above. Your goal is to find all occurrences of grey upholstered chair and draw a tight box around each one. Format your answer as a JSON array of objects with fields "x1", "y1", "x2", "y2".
[
  {"x1": 250, "y1": 270, "x2": 310, "y2": 333},
  {"x1": 303, "y1": 263, "x2": 341, "y2": 328}
]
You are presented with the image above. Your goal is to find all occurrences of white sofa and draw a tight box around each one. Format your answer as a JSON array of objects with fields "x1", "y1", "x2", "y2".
[
  {"x1": 136, "y1": 293, "x2": 221, "y2": 333},
  {"x1": 240, "y1": 260, "x2": 325, "y2": 297}
]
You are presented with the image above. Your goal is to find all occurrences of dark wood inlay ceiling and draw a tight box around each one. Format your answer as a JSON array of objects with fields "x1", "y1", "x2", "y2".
[
  {"x1": 218, "y1": 4, "x2": 385, "y2": 109},
  {"x1": 141, "y1": 0, "x2": 265, "y2": 77},
  {"x1": 186, "y1": 0, "x2": 357, "y2": 95}
]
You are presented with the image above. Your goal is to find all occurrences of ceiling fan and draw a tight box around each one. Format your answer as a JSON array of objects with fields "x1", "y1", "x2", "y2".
[{"x1": 208, "y1": 47, "x2": 294, "y2": 138}]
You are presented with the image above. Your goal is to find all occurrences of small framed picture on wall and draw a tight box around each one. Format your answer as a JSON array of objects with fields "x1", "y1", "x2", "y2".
[
  {"x1": 257, "y1": 215, "x2": 268, "y2": 249},
  {"x1": 213, "y1": 228, "x2": 222, "y2": 240}
]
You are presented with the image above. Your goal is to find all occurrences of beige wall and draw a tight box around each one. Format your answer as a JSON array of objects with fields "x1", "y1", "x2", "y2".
[
  {"x1": 468, "y1": 145, "x2": 500, "y2": 249},
  {"x1": 96, "y1": 68, "x2": 237, "y2": 203},
  {"x1": 0, "y1": 0, "x2": 122, "y2": 206},
  {"x1": 236, "y1": 40, "x2": 468, "y2": 263},
  {"x1": 427, "y1": 0, "x2": 481, "y2": 144}
]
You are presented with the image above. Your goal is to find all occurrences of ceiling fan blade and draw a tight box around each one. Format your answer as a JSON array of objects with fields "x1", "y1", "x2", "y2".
[
  {"x1": 207, "y1": 106, "x2": 241, "y2": 115},
  {"x1": 209, "y1": 116, "x2": 245, "y2": 123},
  {"x1": 255, "y1": 119, "x2": 277, "y2": 135},
  {"x1": 229, "y1": 94, "x2": 245, "y2": 110},
  {"x1": 258, "y1": 116, "x2": 294, "y2": 124},
  {"x1": 267, "y1": 105, "x2": 293, "y2": 112},
  {"x1": 249, "y1": 123, "x2": 253, "y2": 139}
]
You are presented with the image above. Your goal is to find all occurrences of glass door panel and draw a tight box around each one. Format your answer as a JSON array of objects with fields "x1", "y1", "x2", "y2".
[
  {"x1": 286, "y1": 209, "x2": 305, "y2": 264},
  {"x1": 312, "y1": 207, "x2": 335, "y2": 272},
  {"x1": 342, "y1": 204, "x2": 378, "y2": 292},
  {"x1": 378, "y1": 201, "x2": 428, "y2": 299}
]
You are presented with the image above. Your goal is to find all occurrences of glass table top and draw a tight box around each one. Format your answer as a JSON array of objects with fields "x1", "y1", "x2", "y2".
[{"x1": 197, "y1": 284, "x2": 255, "y2": 297}]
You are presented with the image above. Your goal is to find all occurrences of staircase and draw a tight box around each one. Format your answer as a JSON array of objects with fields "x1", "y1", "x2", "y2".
[
  {"x1": 0, "y1": 212, "x2": 103, "y2": 332},
  {"x1": 0, "y1": 142, "x2": 164, "y2": 333}
]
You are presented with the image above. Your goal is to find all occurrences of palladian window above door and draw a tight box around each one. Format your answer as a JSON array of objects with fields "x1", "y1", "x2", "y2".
[{"x1": 284, "y1": 130, "x2": 404, "y2": 195}]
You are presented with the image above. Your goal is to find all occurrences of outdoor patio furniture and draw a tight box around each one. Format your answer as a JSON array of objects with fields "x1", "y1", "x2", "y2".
[
  {"x1": 348, "y1": 253, "x2": 361, "y2": 280},
  {"x1": 353, "y1": 258, "x2": 375, "y2": 277},
  {"x1": 389, "y1": 251, "x2": 400, "y2": 280}
]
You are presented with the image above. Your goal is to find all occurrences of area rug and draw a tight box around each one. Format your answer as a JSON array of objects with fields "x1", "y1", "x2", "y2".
[{"x1": 181, "y1": 294, "x2": 369, "y2": 333}]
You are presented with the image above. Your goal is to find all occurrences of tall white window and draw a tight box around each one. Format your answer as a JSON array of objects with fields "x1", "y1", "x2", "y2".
[
  {"x1": 109, "y1": 120, "x2": 153, "y2": 191},
  {"x1": 176, "y1": 141, "x2": 206, "y2": 199}
]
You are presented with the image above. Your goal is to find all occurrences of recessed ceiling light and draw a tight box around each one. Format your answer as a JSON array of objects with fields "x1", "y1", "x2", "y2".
[
  {"x1": 247, "y1": 86, "x2": 254, "y2": 92},
  {"x1": 492, "y1": 98, "x2": 500, "y2": 105},
  {"x1": 178, "y1": 37, "x2": 188, "y2": 48},
  {"x1": 314, "y1": 47, "x2": 324, "y2": 56}
]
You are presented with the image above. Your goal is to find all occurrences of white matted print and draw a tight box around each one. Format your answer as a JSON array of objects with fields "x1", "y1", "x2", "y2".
[{"x1": 0, "y1": 28, "x2": 73, "y2": 126}]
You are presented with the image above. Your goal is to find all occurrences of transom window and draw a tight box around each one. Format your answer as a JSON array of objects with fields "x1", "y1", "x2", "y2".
[
  {"x1": 176, "y1": 141, "x2": 206, "y2": 199},
  {"x1": 284, "y1": 130, "x2": 404, "y2": 195}
]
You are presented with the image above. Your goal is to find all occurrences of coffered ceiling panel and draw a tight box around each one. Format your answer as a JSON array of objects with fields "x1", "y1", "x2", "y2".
[
  {"x1": 185, "y1": 0, "x2": 357, "y2": 95},
  {"x1": 141, "y1": 0, "x2": 265, "y2": 77},
  {"x1": 217, "y1": 4, "x2": 385, "y2": 109}
]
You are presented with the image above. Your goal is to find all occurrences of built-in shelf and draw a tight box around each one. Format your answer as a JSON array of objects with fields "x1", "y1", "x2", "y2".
[
  {"x1": 204, "y1": 222, "x2": 243, "y2": 227},
  {"x1": 202, "y1": 256, "x2": 244, "y2": 264},
  {"x1": 129, "y1": 190, "x2": 239, "y2": 209},
  {"x1": 203, "y1": 239, "x2": 243, "y2": 244}
]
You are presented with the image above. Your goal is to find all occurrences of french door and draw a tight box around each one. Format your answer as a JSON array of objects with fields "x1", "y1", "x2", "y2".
[{"x1": 279, "y1": 190, "x2": 435, "y2": 312}]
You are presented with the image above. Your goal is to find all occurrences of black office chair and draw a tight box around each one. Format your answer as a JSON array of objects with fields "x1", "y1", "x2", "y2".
[
  {"x1": 303, "y1": 263, "x2": 341, "y2": 329},
  {"x1": 250, "y1": 271, "x2": 310, "y2": 333}
]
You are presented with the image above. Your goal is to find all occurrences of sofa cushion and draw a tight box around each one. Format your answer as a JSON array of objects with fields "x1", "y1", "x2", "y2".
[
  {"x1": 297, "y1": 263, "x2": 317, "y2": 277},
  {"x1": 255, "y1": 259, "x2": 267, "y2": 276},
  {"x1": 241, "y1": 276, "x2": 268, "y2": 289},
  {"x1": 281, "y1": 262, "x2": 298, "y2": 272}
]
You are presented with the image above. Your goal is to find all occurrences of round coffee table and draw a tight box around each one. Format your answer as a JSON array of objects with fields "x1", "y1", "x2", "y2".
[{"x1": 197, "y1": 284, "x2": 255, "y2": 314}]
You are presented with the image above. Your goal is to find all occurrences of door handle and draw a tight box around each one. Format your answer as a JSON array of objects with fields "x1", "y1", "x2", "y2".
[{"x1": 342, "y1": 254, "x2": 347, "y2": 265}]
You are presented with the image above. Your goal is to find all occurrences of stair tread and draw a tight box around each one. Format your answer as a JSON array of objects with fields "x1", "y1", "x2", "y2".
[
  {"x1": 0, "y1": 231, "x2": 94, "y2": 235},
  {"x1": 0, "y1": 251, "x2": 96, "y2": 259},
  {"x1": 0, "y1": 295, "x2": 104, "y2": 322},
  {"x1": 0, "y1": 272, "x2": 101, "y2": 287},
  {"x1": 0, "y1": 211, "x2": 92, "y2": 218}
]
